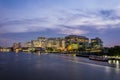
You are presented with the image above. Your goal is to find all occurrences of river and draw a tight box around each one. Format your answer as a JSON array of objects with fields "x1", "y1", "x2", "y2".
[{"x1": 0, "y1": 52, "x2": 120, "y2": 80}]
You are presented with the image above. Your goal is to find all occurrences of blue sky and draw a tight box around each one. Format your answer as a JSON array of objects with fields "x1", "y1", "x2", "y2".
[{"x1": 0, "y1": 0, "x2": 120, "y2": 47}]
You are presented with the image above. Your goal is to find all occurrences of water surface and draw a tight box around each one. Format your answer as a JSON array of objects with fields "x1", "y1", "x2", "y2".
[{"x1": 0, "y1": 52, "x2": 120, "y2": 80}]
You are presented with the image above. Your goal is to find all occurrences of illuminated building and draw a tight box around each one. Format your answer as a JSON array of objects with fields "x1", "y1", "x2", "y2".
[
  {"x1": 59, "y1": 38, "x2": 65, "y2": 50},
  {"x1": 46, "y1": 38, "x2": 65, "y2": 51},
  {"x1": 0, "y1": 46, "x2": 12, "y2": 52},
  {"x1": 26, "y1": 42, "x2": 32, "y2": 48},
  {"x1": 37, "y1": 37, "x2": 47, "y2": 48},
  {"x1": 25, "y1": 37, "x2": 65, "y2": 52},
  {"x1": 47, "y1": 38, "x2": 59, "y2": 49},
  {"x1": 65, "y1": 35, "x2": 89, "y2": 50},
  {"x1": 31, "y1": 40, "x2": 40, "y2": 48},
  {"x1": 24, "y1": 35, "x2": 103, "y2": 53},
  {"x1": 90, "y1": 37, "x2": 103, "y2": 52},
  {"x1": 26, "y1": 37, "x2": 47, "y2": 48},
  {"x1": 0, "y1": 47, "x2": 2, "y2": 52}
]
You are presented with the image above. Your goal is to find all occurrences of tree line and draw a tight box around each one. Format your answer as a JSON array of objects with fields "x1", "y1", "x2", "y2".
[{"x1": 104, "y1": 46, "x2": 120, "y2": 56}]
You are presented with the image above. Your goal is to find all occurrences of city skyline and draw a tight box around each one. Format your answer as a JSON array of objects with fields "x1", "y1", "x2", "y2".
[{"x1": 0, "y1": 0, "x2": 120, "y2": 47}]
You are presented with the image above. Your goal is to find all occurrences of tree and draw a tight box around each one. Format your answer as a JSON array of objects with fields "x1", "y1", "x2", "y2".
[{"x1": 108, "y1": 46, "x2": 120, "y2": 56}]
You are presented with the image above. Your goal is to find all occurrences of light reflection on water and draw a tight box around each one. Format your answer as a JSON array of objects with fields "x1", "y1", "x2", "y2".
[{"x1": 108, "y1": 60, "x2": 120, "y2": 69}]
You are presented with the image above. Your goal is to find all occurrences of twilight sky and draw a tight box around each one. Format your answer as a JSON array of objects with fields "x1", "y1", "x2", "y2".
[{"x1": 0, "y1": 0, "x2": 120, "y2": 47}]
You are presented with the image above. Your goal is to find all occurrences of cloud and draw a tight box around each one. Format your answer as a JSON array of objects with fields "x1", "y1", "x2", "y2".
[
  {"x1": 1, "y1": 8, "x2": 120, "y2": 35},
  {"x1": 60, "y1": 9, "x2": 120, "y2": 30},
  {"x1": 57, "y1": 27, "x2": 88, "y2": 35},
  {"x1": 0, "y1": 17, "x2": 55, "y2": 33},
  {"x1": 60, "y1": 29, "x2": 88, "y2": 35}
]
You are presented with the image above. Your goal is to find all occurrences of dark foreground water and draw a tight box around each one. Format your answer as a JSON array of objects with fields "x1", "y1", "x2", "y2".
[{"x1": 0, "y1": 52, "x2": 120, "y2": 80}]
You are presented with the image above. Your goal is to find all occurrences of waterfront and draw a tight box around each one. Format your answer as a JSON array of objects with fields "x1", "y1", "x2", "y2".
[{"x1": 0, "y1": 52, "x2": 120, "y2": 80}]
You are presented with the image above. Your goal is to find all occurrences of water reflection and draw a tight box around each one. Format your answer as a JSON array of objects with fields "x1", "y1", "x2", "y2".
[
  {"x1": 36, "y1": 51, "x2": 41, "y2": 55},
  {"x1": 108, "y1": 60, "x2": 120, "y2": 69},
  {"x1": 30, "y1": 51, "x2": 41, "y2": 55}
]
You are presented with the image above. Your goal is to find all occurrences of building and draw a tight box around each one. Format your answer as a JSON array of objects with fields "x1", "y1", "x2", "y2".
[
  {"x1": 65, "y1": 35, "x2": 89, "y2": 50},
  {"x1": 0, "y1": 48, "x2": 11, "y2": 52},
  {"x1": 24, "y1": 35, "x2": 103, "y2": 53},
  {"x1": 47, "y1": 38, "x2": 59, "y2": 49},
  {"x1": 58, "y1": 38, "x2": 65, "y2": 50},
  {"x1": 46, "y1": 38, "x2": 65, "y2": 51},
  {"x1": 13, "y1": 42, "x2": 22, "y2": 50},
  {"x1": 90, "y1": 37, "x2": 103, "y2": 52},
  {"x1": 0, "y1": 47, "x2": 2, "y2": 52},
  {"x1": 37, "y1": 37, "x2": 47, "y2": 48},
  {"x1": 26, "y1": 42, "x2": 32, "y2": 48},
  {"x1": 31, "y1": 40, "x2": 40, "y2": 48},
  {"x1": 12, "y1": 42, "x2": 22, "y2": 52}
]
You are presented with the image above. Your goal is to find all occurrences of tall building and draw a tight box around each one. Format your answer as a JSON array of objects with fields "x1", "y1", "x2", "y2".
[
  {"x1": 65, "y1": 35, "x2": 89, "y2": 50},
  {"x1": 90, "y1": 37, "x2": 103, "y2": 52},
  {"x1": 46, "y1": 38, "x2": 65, "y2": 50},
  {"x1": 37, "y1": 37, "x2": 47, "y2": 48},
  {"x1": 25, "y1": 35, "x2": 103, "y2": 53},
  {"x1": 47, "y1": 38, "x2": 59, "y2": 49},
  {"x1": 25, "y1": 37, "x2": 47, "y2": 48},
  {"x1": 58, "y1": 38, "x2": 65, "y2": 50},
  {"x1": 31, "y1": 40, "x2": 40, "y2": 48}
]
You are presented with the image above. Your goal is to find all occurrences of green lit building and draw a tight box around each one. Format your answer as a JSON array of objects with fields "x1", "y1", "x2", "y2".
[{"x1": 65, "y1": 35, "x2": 89, "y2": 51}]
